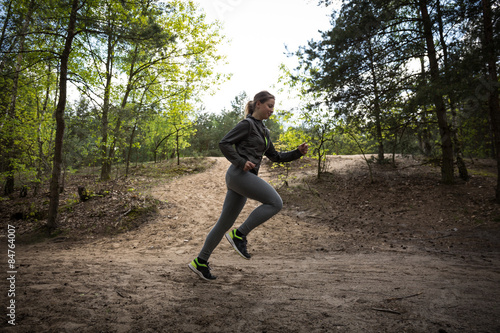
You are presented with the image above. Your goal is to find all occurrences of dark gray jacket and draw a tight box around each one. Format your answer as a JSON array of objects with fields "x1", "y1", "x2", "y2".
[{"x1": 219, "y1": 115, "x2": 303, "y2": 175}]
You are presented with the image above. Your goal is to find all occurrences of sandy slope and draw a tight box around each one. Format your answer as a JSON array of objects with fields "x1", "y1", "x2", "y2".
[{"x1": 2, "y1": 156, "x2": 499, "y2": 332}]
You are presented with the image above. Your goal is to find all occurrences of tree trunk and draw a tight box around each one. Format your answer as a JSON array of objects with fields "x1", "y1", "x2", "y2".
[
  {"x1": 47, "y1": 0, "x2": 79, "y2": 231},
  {"x1": 418, "y1": 56, "x2": 433, "y2": 157},
  {"x1": 100, "y1": 32, "x2": 114, "y2": 181},
  {"x1": 107, "y1": 45, "x2": 138, "y2": 166},
  {"x1": 437, "y1": 0, "x2": 469, "y2": 181},
  {"x1": 125, "y1": 123, "x2": 137, "y2": 177},
  {"x1": 35, "y1": 65, "x2": 50, "y2": 195},
  {"x1": 375, "y1": 111, "x2": 384, "y2": 162},
  {"x1": 367, "y1": 38, "x2": 384, "y2": 162},
  {"x1": 418, "y1": 0, "x2": 454, "y2": 184},
  {"x1": 317, "y1": 135, "x2": 323, "y2": 179},
  {"x1": 481, "y1": 0, "x2": 500, "y2": 202},
  {"x1": 176, "y1": 129, "x2": 180, "y2": 165}
]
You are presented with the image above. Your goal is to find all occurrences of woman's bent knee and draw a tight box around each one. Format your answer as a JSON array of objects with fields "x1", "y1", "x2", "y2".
[{"x1": 272, "y1": 196, "x2": 283, "y2": 212}]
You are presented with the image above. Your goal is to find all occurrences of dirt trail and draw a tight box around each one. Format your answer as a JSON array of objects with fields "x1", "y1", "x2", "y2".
[{"x1": 2, "y1": 157, "x2": 500, "y2": 332}]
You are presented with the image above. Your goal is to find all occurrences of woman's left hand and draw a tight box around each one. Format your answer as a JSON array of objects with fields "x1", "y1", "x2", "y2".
[{"x1": 298, "y1": 143, "x2": 308, "y2": 155}]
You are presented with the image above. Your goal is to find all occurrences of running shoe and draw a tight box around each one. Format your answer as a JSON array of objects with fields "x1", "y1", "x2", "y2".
[
  {"x1": 225, "y1": 229, "x2": 251, "y2": 259},
  {"x1": 188, "y1": 258, "x2": 217, "y2": 281}
]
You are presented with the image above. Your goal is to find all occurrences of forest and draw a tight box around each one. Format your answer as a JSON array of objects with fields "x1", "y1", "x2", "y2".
[
  {"x1": 0, "y1": 0, "x2": 500, "y2": 332},
  {"x1": 0, "y1": 0, "x2": 499, "y2": 227}
]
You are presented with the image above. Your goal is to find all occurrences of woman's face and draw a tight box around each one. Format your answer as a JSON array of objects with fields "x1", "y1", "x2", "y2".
[{"x1": 254, "y1": 98, "x2": 275, "y2": 120}]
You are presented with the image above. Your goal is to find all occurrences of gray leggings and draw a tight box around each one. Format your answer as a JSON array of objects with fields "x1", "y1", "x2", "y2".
[{"x1": 198, "y1": 164, "x2": 283, "y2": 261}]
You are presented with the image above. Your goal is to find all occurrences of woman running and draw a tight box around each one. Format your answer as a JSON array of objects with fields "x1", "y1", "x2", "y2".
[{"x1": 188, "y1": 91, "x2": 308, "y2": 281}]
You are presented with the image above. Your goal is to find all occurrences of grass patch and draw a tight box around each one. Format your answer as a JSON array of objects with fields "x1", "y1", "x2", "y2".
[{"x1": 468, "y1": 168, "x2": 497, "y2": 178}]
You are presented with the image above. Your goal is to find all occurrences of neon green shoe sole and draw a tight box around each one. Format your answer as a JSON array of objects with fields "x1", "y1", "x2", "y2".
[
  {"x1": 225, "y1": 230, "x2": 251, "y2": 260},
  {"x1": 188, "y1": 258, "x2": 217, "y2": 281}
]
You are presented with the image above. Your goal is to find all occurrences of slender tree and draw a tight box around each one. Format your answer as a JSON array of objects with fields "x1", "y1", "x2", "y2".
[
  {"x1": 480, "y1": 0, "x2": 500, "y2": 201},
  {"x1": 418, "y1": 0, "x2": 455, "y2": 183},
  {"x1": 47, "y1": 0, "x2": 80, "y2": 231}
]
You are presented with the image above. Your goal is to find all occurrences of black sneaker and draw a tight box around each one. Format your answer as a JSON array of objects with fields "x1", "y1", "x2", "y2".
[
  {"x1": 188, "y1": 258, "x2": 217, "y2": 281},
  {"x1": 225, "y1": 229, "x2": 251, "y2": 260}
]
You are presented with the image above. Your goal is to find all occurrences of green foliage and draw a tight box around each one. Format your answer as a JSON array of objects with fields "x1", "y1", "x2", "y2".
[
  {"x1": 275, "y1": 0, "x2": 498, "y2": 175},
  {"x1": 0, "y1": 0, "x2": 228, "y2": 192},
  {"x1": 1, "y1": 0, "x2": 498, "y2": 198}
]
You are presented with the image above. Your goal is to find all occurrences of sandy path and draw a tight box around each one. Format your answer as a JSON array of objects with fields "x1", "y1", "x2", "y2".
[{"x1": 2, "y1": 157, "x2": 500, "y2": 332}]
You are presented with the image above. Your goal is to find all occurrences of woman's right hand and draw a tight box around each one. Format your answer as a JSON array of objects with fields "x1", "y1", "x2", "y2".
[{"x1": 243, "y1": 161, "x2": 256, "y2": 172}]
